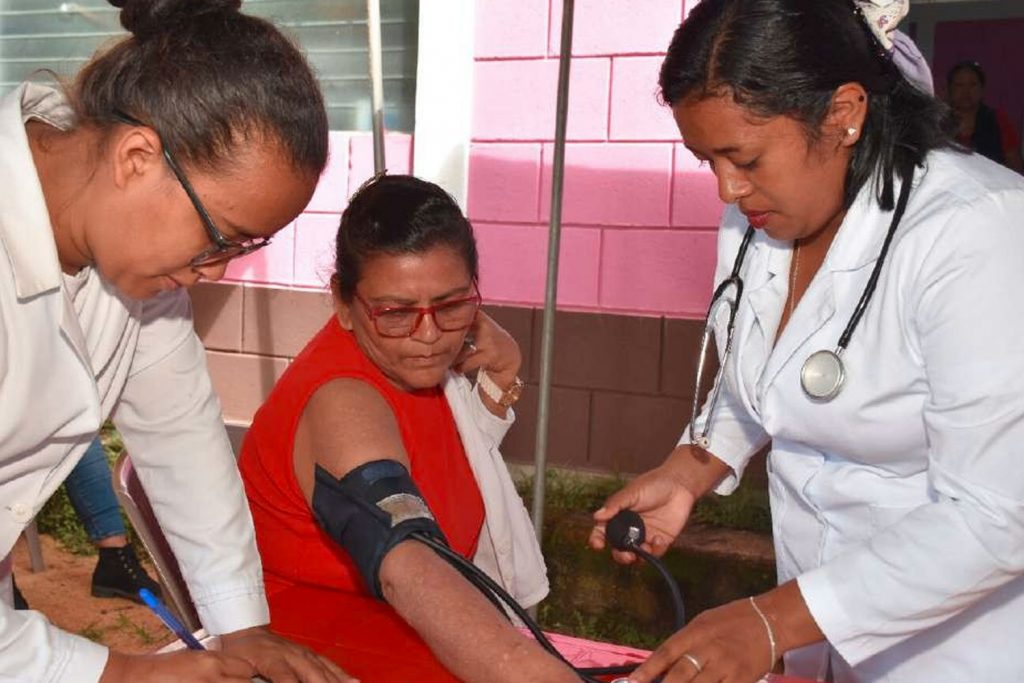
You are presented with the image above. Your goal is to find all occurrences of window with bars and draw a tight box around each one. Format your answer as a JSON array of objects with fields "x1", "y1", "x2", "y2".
[{"x1": 0, "y1": 0, "x2": 418, "y2": 132}]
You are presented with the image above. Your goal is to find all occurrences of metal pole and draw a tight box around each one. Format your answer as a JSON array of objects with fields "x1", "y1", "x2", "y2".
[
  {"x1": 24, "y1": 520, "x2": 45, "y2": 573},
  {"x1": 531, "y1": 0, "x2": 575, "y2": 541},
  {"x1": 366, "y1": 0, "x2": 386, "y2": 173}
]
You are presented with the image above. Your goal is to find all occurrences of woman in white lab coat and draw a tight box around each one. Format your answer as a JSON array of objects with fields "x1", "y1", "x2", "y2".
[
  {"x1": 590, "y1": 1, "x2": 1024, "y2": 682},
  {"x1": 0, "y1": 1, "x2": 351, "y2": 682}
]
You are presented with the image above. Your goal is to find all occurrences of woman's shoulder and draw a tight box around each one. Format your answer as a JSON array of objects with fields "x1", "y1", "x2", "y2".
[
  {"x1": 916, "y1": 149, "x2": 1024, "y2": 211},
  {"x1": 889, "y1": 150, "x2": 1024, "y2": 287},
  {"x1": 891, "y1": 149, "x2": 1024, "y2": 248}
]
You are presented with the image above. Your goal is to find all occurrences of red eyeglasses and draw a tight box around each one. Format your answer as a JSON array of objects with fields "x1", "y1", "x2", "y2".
[{"x1": 355, "y1": 289, "x2": 482, "y2": 338}]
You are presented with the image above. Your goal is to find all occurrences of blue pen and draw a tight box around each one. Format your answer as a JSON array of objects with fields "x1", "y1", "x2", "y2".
[{"x1": 139, "y1": 588, "x2": 205, "y2": 651}]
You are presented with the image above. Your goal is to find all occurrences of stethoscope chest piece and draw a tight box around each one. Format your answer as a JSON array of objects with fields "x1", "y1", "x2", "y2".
[{"x1": 800, "y1": 349, "x2": 845, "y2": 401}]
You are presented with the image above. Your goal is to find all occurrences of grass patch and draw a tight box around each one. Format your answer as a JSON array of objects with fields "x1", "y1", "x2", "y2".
[
  {"x1": 115, "y1": 613, "x2": 157, "y2": 646},
  {"x1": 515, "y1": 467, "x2": 771, "y2": 535},
  {"x1": 78, "y1": 621, "x2": 105, "y2": 643},
  {"x1": 690, "y1": 483, "x2": 771, "y2": 533},
  {"x1": 514, "y1": 468, "x2": 626, "y2": 515},
  {"x1": 515, "y1": 468, "x2": 775, "y2": 648}
]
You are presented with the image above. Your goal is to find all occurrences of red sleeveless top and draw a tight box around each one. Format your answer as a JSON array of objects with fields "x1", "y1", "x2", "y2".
[{"x1": 239, "y1": 317, "x2": 485, "y2": 598}]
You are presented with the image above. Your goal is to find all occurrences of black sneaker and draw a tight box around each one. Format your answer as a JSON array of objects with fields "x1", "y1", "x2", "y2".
[
  {"x1": 11, "y1": 573, "x2": 28, "y2": 610},
  {"x1": 91, "y1": 545, "x2": 163, "y2": 603}
]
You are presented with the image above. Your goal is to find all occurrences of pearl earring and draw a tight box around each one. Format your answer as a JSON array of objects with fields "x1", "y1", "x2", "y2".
[{"x1": 847, "y1": 127, "x2": 858, "y2": 137}]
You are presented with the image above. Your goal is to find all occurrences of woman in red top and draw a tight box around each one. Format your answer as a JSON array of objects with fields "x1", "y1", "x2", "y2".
[{"x1": 239, "y1": 175, "x2": 575, "y2": 682}]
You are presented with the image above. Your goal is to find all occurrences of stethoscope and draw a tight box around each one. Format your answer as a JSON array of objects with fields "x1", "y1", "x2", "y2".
[{"x1": 689, "y1": 168, "x2": 914, "y2": 450}]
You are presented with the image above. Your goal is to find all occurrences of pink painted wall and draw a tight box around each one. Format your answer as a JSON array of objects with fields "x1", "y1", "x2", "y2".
[
  {"x1": 469, "y1": 0, "x2": 719, "y2": 318},
  {"x1": 225, "y1": 0, "x2": 721, "y2": 319},
  {"x1": 222, "y1": 131, "x2": 413, "y2": 290}
]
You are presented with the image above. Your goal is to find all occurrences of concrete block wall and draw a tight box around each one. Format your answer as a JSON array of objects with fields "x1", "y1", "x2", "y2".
[
  {"x1": 212, "y1": 0, "x2": 720, "y2": 316},
  {"x1": 221, "y1": 131, "x2": 413, "y2": 290},
  {"x1": 191, "y1": 281, "x2": 710, "y2": 475},
  {"x1": 469, "y1": 0, "x2": 724, "y2": 318}
]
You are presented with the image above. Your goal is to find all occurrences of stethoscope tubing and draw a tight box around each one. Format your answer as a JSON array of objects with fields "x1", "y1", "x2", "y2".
[
  {"x1": 691, "y1": 164, "x2": 915, "y2": 440},
  {"x1": 689, "y1": 226, "x2": 756, "y2": 448}
]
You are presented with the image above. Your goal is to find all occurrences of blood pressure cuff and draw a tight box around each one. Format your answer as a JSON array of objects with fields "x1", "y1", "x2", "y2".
[{"x1": 312, "y1": 459, "x2": 448, "y2": 600}]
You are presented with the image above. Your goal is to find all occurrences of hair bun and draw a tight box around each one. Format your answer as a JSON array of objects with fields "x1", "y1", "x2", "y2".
[{"x1": 111, "y1": 0, "x2": 242, "y2": 39}]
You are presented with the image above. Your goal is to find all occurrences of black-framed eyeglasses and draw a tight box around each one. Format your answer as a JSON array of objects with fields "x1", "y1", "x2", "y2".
[
  {"x1": 111, "y1": 110, "x2": 272, "y2": 268},
  {"x1": 355, "y1": 289, "x2": 482, "y2": 338}
]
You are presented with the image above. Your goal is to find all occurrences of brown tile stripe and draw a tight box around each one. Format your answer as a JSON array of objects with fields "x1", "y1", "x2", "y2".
[{"x1": 191, "y1": 283, "x2": 711, "y2": 474}]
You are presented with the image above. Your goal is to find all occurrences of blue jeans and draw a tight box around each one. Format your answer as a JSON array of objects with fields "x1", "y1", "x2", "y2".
[{"x1": 64, "y1": 439, "x2": 126, "y2": 542}]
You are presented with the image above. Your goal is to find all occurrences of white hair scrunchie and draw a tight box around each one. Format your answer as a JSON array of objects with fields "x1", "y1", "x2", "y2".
[
  {"x1": 855, "y1": 0, "x2": 909, "y2": 50},
  {"x1": 854, "y1": 0, "x2": 934, "y2": 94}
]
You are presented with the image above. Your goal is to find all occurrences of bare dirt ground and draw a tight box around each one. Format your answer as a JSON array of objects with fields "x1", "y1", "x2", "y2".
[{"x1": 11, "y1": 535, "x2": 176, "y2": 653}]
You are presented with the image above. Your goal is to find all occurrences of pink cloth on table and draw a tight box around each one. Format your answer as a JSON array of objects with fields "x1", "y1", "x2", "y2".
[
  {"x1": 533, "y1": 630, "x2": 649, "y2": 668},
  {"x1": 519, "y1": 630, "x2": 814, "y2": 683}
]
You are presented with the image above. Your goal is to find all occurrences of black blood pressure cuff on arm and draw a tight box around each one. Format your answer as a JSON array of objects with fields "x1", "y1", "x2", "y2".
[{"x1": 312, "y1": 459, "x2": 449, "y2": 601}]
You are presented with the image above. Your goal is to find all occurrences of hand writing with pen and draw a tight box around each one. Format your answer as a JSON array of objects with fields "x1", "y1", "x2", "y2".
[{"x1": 99, "y1": 626, "x2": 357, "y2": 682}]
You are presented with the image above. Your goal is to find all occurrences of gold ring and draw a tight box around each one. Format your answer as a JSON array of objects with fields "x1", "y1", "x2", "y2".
[{"x1": 682, "y1": 653, "x2": 702, "y2": 673}]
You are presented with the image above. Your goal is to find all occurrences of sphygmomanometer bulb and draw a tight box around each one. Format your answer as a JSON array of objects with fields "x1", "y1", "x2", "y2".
[
  {"x1": 605, "y1": 509, "x2": 686, "y2": 631},
  {"x1": 606, "y1": 509, "x2": 646, "y2": 551}
]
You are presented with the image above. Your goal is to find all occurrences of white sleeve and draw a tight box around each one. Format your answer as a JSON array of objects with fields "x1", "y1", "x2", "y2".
[
  {"x1": 798, "y1": 189, "x2": 1024, "y2": 665},
  {"x1": 112, "y1": 290, "x2": 269, "y2": 635},
  {"x1": 0, "y1": 602, "x2": 108, "y2": 683},
  {"x1": 680, "y1": 207, "x2": 770, "y2": 494},
  {"x1": 443, "y1": 373, "x2": 547, "y2": 608},
  {"x1": 458, "y1": 372, "x2": 516, "y2": 449},
  {"x1": 0, "y1": 286, "x2": 108, "y2": 681}
]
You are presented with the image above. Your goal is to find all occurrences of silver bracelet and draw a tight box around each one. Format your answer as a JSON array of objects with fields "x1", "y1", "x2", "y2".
[{"x1": 749, "y1": 596, "x2": 777, "y2": 672}]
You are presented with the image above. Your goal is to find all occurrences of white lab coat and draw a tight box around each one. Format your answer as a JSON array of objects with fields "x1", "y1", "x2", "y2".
[
  {"x1": 688, "y1": 149, "x2": 1024, "y2": 682},
  {"x1": 0, "y1": 83, "x2": 269, "y2": 681},
  {"x1": 442, "y1": 372, "x2": 549, "y2": 609}
]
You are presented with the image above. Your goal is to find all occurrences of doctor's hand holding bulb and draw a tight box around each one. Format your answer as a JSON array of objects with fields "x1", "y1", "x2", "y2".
[
  {"x1": 591, "y1": 1, "x2": 1024, "y2": 682},
  {"x1": 0, "y1": 0, "x2": 354, "y2": 681}
]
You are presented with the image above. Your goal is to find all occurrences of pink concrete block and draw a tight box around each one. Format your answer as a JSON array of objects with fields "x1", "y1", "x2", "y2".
[
  {"x1": 674, "y1": 143, "x2": 706, "y2": 172},
  {"x1": 467, "y1": 143, "x2": 543, "y2": 223},
  {"x1": 474, "y1": 0, "x2": 549, "y2": 59},
  {"x1": 205, "y1": 350, "x2": 289, "y2": 424},
  {"x1": 610, "y1": 57, "x2": 680, "y2": 141},
  {"x1": 472, "y1": 58, "x2": 610, "y2": 141},
  {"x1": 550, "y1": 0, "x2": 681, "y2": 57},
  {"x1": 305, "y1": 131, "x2": 351, "y2": 213},
  {"x1": 348, "y1": 133, "x2": 413, "y2": 197},
  {"x1": 600, "y1": 228, "x2": 717, "y2": 316},
  {"x1": 671, "y1": 144, "x2": 725, "y2": 227},
  {"x1": 224, "y1": 223, "x2": 296, "y2": 286},
  {"x1": 294, "y1": 213, "x2": 341, "y2": 289},
  {"x1": 474, "y1": 222, "x2": 601, "y2": 307},
  {"x1": 540, "y1": 143, "x2": 673, "y2": 226}
]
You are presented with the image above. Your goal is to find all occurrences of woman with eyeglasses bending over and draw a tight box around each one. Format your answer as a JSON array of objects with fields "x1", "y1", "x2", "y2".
[
  {"x1": 238, "y1": 174, "x2": 578, "y2": 683},
  {"x1": 0, "y1": 0, "x2": 354, "y2": 681},
  {"x1": 589, "y1": 1, "x2": 1024, "y2": 682}
]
